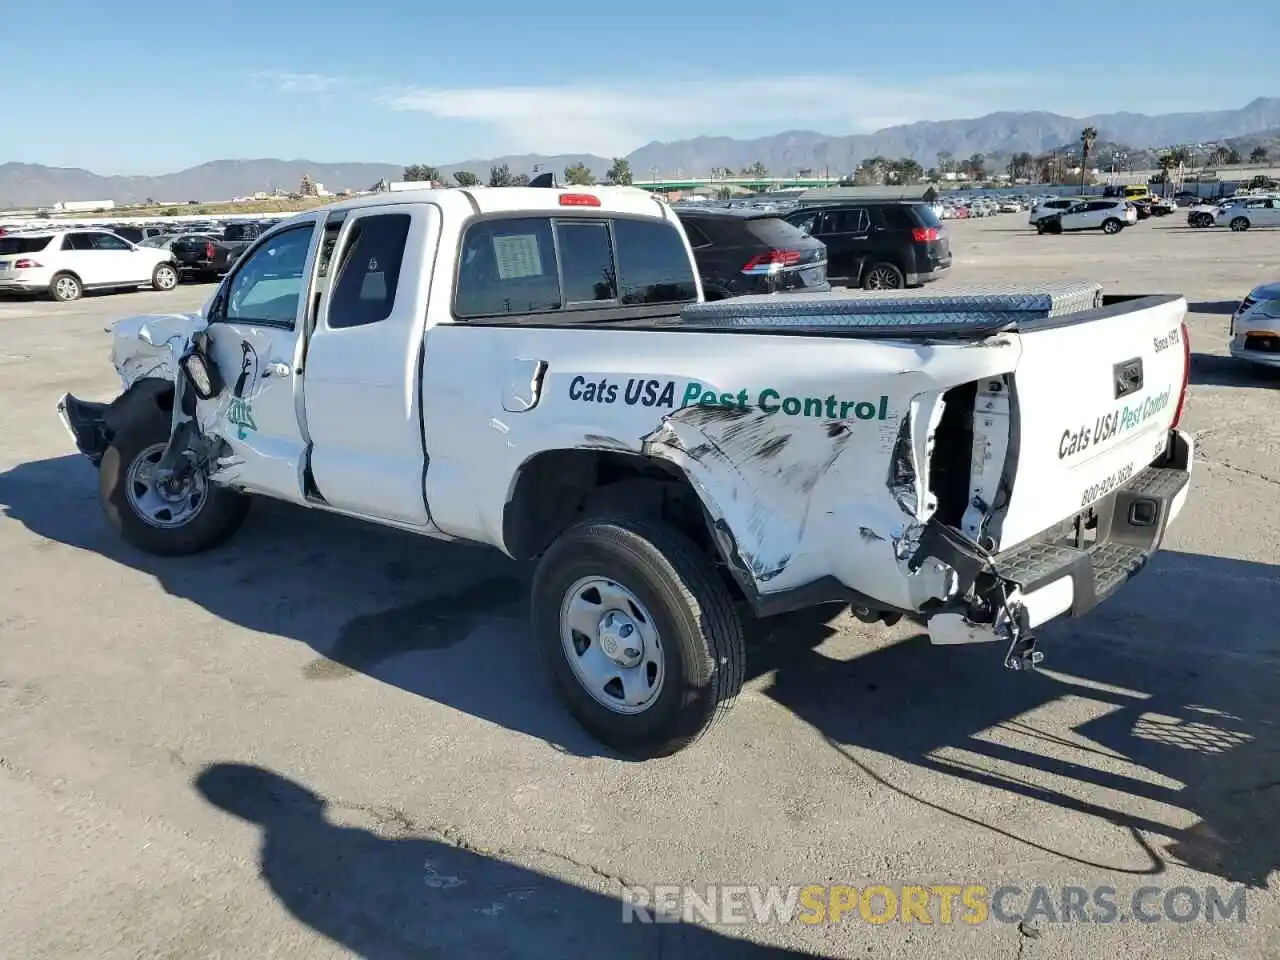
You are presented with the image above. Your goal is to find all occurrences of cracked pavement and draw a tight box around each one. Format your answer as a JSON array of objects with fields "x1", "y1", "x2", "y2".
[{"x1": 1, "y1": 216, "x2": 1278, "y2": 959}]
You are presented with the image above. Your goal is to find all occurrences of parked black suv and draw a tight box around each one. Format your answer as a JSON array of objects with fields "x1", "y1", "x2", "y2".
[
  {"x1": 674, "y1": 208, "x2": 829, "y2": 300},
  {"x1": 782, "y1": 201, "x2": 951, "y2": 290}
]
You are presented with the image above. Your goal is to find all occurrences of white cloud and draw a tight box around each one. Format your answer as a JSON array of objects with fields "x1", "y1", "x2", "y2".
[
  {"x1": 378, "y1": 74, "x2": 1039, "y2": 155},
  {"x1": 251, "y1": 71, "x2": 347, "y2": 94}
]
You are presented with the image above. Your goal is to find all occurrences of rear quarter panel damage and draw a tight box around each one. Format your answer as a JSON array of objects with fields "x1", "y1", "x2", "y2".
[{"x1": 422, "y1": 326, "x2": 1020, "y2": 610}]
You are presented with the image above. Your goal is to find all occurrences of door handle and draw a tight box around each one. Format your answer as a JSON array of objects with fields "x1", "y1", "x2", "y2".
[{"x1": 262, "y1": 361, "x2": 292, "y2": 378}]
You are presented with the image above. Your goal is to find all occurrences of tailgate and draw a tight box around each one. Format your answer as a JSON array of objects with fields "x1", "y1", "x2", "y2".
[{"x1": 996, "y1": 296, "x2": 1189, "y2": 550}]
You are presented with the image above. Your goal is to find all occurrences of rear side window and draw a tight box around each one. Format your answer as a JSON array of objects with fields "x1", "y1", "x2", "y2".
[
  {"x1": 681, "y1": 221, "x2": 714, "y2": 247},
  {"x1": 740, "y1": 216, "x2": 809, "y2": 246},
  {"x1": 0, "y1": 236, "x2": 52, "y2": 254},
  {"x1": 63, "y1": 233, "x2": 96, "y2": 251},
  {"x1": 455, "y1": 217, "x2": 561, "y2": 318},
  {"x1": 819, "y1": 209, "x2": 869, "y2": 233},
  {"x1": 612, "y1": 218, "x2": 698, "y2": 305},
  {"x1": 329, "y1": 214, "x2": 411, "y2": 329},
  {"x1": 906, "y1": 204, "x2": 941, "y2": 228}
]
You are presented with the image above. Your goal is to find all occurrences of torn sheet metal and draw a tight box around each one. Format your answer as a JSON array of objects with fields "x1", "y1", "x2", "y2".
[
  {"x1": 110, "y1": 312, "x2": 207, "y2": 389},
  {"x1": 642, "y1": 402, "x2": 902, "y2": 588}
]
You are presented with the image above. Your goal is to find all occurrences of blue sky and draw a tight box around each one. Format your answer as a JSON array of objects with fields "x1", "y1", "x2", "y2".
[{"x1": 4, "y1": 0, "x2": 1278, "y2": 174}]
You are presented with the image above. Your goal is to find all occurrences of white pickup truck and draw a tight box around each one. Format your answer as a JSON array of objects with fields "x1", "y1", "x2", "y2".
[{"x1": 56, "y1": 185, "x2": 1195, "y2": 759}]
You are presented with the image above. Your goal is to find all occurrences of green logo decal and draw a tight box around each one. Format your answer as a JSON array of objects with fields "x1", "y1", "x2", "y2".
[{"x1": 227, "y1": 397, "x2": 257, "y2": 439}]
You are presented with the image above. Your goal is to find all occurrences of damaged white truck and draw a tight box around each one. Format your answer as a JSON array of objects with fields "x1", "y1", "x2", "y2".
[{"x1": 57, "y1": 185, "x2": 1195, "y2": 758}]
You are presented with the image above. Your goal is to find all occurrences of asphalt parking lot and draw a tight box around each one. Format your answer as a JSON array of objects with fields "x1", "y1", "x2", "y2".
[{"x1": 1, "y1": 215, "x2": 1278, "y2": 959}]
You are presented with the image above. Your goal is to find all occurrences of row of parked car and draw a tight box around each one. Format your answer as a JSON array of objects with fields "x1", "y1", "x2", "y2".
[
  {"x1": 1185, "y1": 194, "x2": 1280, "y2": 230},
  {"x1": 671, "y1": 198, "x2": 952, "y2": 295},
  {"x1": 0, "y1": 218, "x2": 285, "y2": 301},
  {"x1": 3, "y1": 191, "x2": 953, "y2": 305}
]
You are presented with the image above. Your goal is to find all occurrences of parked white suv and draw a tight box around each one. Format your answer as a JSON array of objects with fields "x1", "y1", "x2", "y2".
[
  {"x1": 1036, "y1": 199, "x2": 1137, "y2": 235},
  {"x1": 0, "y1": 229, "x2": 180, "y2": 302},
  {"x1": 1027, "y1": 198, "x2": 1081, "y2": 225},
  {"x1": 1215, "y1": 197, "x2": 1280, "y2": 232}
]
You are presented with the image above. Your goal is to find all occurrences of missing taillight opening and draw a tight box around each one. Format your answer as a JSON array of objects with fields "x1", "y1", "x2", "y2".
[{"x1": 1170, "y1": 320, "x2": 1191, "y2": 428}]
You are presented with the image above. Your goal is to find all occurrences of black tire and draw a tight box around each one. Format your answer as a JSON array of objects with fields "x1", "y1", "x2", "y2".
[
  {"x1": 1036, "y1": 220, "x2": 1048, "y2": 235},
  {"x1": 1102, "y1": 218, "x2": 1123, "y2": 234},
  {"x1": 99, "y1": 407, "x2": 249, "y2": 556},
  {"x1": 1230, "y1": 217, "x2": 1250, "y2": 232},
  {"x1": 151, "y1": 262, "x2": 179, "y2": 291},
  {"x1": 861, "y1": 262, "x2": 905, "y2": 290},
  {"x1": 49, "y1": 272, "x2": 82, "y2": 302},
  {"x1": 532, "y1": 514, "x2": 746, "y2": 759}
]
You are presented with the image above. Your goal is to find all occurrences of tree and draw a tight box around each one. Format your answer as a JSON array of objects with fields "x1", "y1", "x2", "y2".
[
  {"x1": 746, "y1": 161, "x2": 768, "y2": 179},
  {"x1": 890, "y1": 158, "x2": 923, "y2": 183},
  {"x1": 1007, "y1": 151, "x2": 1034, "y2": 181},
  {"x1": 937, "y1": 150, "x2": 953, "y2": 175},
  {"x1": 1079, "y1": 127, "x2": 1098, "y2": 191},
  {"x1": 924, "y1": 167, "x2": 939, "y2": 182},
  {"x1": 605, "y1": 157, "x2": 633, "y2": 185},
  {"x1": 403, "y1": 164, "x2": 440, "y2": 182},
  {"x1": 453, "y1": 170, "x2": 480, "y2": 187},
  {"x1": 961, "y1": 153, "x2": 985, "y2": 180},
  {"x1": 488, "y1": 163, "x2": 514, "y2": 187},
  {"x1": 797, "y1": 167, "x2": 813, "y2": 178},
  {"x1": 511, "y1": 173, "x2": 530, "y2": 186},
  {"x1": 1251, "y1": 146, "x2": 1269, "y2": 163},
  {"x1": 1225, "y1": 148, "x2": 1241, "y2": 165},
  {"x1": 564, "y1": 162, "x2": 596, "y2": 185}
]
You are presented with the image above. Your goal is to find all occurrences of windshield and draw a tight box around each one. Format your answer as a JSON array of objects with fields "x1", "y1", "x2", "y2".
[{"x1": 0, "y1": 236, "x2": 52, "y2": 254}]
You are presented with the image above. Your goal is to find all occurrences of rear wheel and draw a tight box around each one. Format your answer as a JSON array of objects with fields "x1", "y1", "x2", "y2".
[
  {"x1": 1102, "y1": 218, "x2": 1123, "y2": 234},
  {"x1": 151, "y1": 262, "x2": 178, "y2": 291},
  {"x1": 1230, "y1": 217, "x2": 1250, "y2": 232},
  {"x1": 49, "y1": 272, "x2": 82, "y2": 302},
  {"x1": 861, "y1": 263, "x2": 904, "y2": 290},
  {"x1": 99, "y1": 409, "x2": 250, "y2": 556},
  {"x1": 532, "y1": 514, "x2": 746, "y2": 759}
]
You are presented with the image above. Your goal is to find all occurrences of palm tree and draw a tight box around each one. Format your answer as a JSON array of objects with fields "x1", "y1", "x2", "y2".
[{"x1": 1079, "y1": 127, "x2": 1098, "y2": 192}]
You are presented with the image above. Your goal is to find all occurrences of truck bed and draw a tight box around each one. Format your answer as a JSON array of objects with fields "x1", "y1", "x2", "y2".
[{"x1": 464, "y1": 284, "x2": 1177, "y2": 342}]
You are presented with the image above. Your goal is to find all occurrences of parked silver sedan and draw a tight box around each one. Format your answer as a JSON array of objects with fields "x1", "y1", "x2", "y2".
[{"x1": 1230, "y1": 282, "x2": 1280, "y2": 369}]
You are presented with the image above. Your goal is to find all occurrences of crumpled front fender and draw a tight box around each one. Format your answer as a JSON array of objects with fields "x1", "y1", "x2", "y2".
[{"x1": 110, "y1": 311, "x2": 207, "y2": 389}]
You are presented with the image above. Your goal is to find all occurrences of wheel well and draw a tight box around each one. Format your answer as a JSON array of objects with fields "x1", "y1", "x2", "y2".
[
  {"x1": 503, "y1": 449, "x2": 743, "y2": 595},
  {"x1": 102, "y1": 377, "x2": 174, "y2": 435},
  {"x1": 50, "y1": 269, "x2": 82, "y2": 284}
]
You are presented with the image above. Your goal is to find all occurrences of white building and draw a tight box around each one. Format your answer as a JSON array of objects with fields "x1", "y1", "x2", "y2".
[{"x1": 52, "y1": 199, "x2": 116, "y2": 213}]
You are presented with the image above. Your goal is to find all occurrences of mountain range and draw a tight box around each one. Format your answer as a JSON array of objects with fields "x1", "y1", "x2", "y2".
[{"x1": 3, "y1": 98, "x2": 1279, "y2": 207}]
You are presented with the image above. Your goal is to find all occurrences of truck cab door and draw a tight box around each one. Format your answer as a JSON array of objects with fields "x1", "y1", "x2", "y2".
[
  {"x1": 198, "y1": 218, "x2": 321, "y2": 503},
  {"x1": 301, "y1": 202, "x2": 439, "y2": 527}
]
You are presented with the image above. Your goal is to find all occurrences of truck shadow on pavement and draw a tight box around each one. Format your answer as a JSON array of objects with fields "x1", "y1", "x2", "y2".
[
  {"x1": 757, "y1": 555, "x2": 1280, "y2": 891},
  {"x1": 2, "y1": 454, "x2": 1278, "y2": 893},
  {"x1": 1189, "y1": 351, "x2": 1280, "y2": 388},
  {"x1": 195, "y1": 762, "x2": 824, "y2": 959}
]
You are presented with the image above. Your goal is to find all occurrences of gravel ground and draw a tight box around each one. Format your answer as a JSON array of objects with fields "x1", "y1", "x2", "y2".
[{"x1": 1, "y1": 214, "x2": 1278, "y2": 959}]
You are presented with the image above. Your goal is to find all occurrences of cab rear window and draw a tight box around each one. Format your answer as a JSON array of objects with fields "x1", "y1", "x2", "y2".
[
  {"x1": 0, "y1": 236, "x2": 52, "y2": 254},
  {"x1": 453, "y1": 215, "x2": 696, "y2": 319}
]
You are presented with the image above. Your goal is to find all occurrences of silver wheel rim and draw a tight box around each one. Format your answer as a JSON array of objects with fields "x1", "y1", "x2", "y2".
[
  {"x1": 125, "y1": 442, "x2": 208, "y2": 529},
  {"x1": 156, "y1": 266, "x2": 176, "y2": 289},
  {"x1": 1232, "y1": 219, "x2": 1247, "y2": 231},
  {"x1": 1104, "y1": 221, "x2": 1119, "y2": 233},
  {"x1": 559, "y1": 576, "x2": 665, "y2": 715},
  {"x1": 55, "y1": 277, "x2": 78, "y2": 300},
  {"x1": 866, "y1": 267, "x2": 900, "y2": 289}
]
